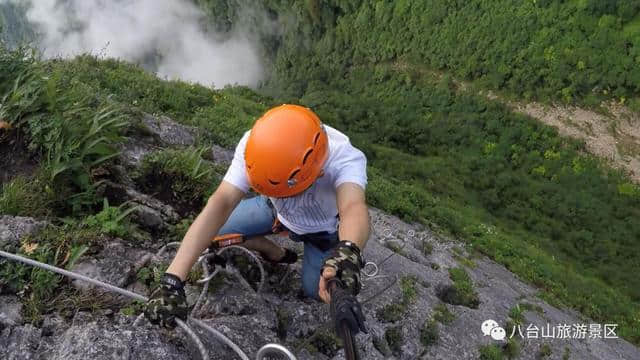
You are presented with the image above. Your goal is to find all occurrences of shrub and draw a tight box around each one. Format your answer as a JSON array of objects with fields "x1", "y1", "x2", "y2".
[
  {"x1": 420, "y1": 320, "x2": 439, "y2": 347},
  {"x1": 479, "y1": 344, "x2": 504, "y2": 360},
  {"x1": 436, "y1": 267, "x2": 480, "y2": 308},
  {"x1": 136, "y1": 147, "x2": 223, "y2": 215},
  {"x1": 385, "y1": 326, "x2": 404, "y2": 355},
  {"x1": 432, "y1": 303, "x2": 456, "y2": 325},
  {"x1": 81, "y1": 198, "x2": 138, "y2": 238}
]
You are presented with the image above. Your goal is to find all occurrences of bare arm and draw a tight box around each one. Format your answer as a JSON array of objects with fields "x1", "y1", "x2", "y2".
[
  {"x1": 166, "y1": 181, "x2": 245, "y2": 281},
  {"x1": 336, "y1": 183, "x2": 370, "y2": 250},
  {"x1": 319, "y1": 182, "x2": 370, "y2": 303}
]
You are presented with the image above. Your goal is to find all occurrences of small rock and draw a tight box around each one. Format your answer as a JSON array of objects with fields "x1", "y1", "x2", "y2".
[
  {"x1": 49, "y1": 318, "x2": 190, "y2": 360},
  {"x1": 0, "y1": 296, "x2": 22, "y2": 327},
  {"x1": 0, "y1": 324, "x2": 41, "y2": 360},
  {"x1": 141, "y1": 113, "x2": 197, "y2": 147},
  {"x1": 41, "y1": 315, "x2": 67, "y2": 337},
  {"x1": 119, "y1": 138, "x2": 157, "y2": 168},
  {"x1": 211, "y1": 144, "x2": 234, "y2": 166},
  {"x1": 71, "y1": 241, "x2": 138, "y2": 291},
  {"x1": 101, "y1": 181, "x2": 179, "y2": 231},
  {"x1": 0, "y1": 216, "x2": 47, "y2": 250}
]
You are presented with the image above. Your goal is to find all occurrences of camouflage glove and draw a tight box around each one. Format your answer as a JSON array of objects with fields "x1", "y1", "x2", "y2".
[
  {"x1": 322, "y1": 241, "x2": 364, "y2": 296},
  {"x1": 144, "y1": 273, "x2": 189, "y2": 329}
]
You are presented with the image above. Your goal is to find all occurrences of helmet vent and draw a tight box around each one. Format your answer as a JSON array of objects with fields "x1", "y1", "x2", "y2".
[
  {"x1": 268, "y1": 179, "x2": 280, "y2": 185},
  {"x1": 302, "y1": 149, "x2": 313, "y2": 164},
  {"x1": 288, "y1": 169, "x2": 300, "y2": 187},
  {"x1": 313, "y1": 132, "x2": 321, "y2": 145}
]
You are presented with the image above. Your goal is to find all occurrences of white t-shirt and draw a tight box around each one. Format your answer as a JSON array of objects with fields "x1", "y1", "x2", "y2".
[{"x1": 222, "y1": 125, "x2": 367, "y2": 234}]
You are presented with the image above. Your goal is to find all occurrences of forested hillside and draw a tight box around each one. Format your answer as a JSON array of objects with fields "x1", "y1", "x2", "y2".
[
  {"x1": 195, "y1": 0, "x2": 640, "y2": 342},
  {"x1": 1, "y1": 0, "x2": 639, "y2": 349}
]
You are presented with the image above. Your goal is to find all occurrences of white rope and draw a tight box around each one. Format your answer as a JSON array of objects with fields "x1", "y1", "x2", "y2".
[
  {"x1": 0, "y1": 250, "x2": 210, "y2": 360},
  {"x1": 0, "y1": 246, "x2": 294, "y2": 360},
  {"x1": 196, "y1": 245, "x2": 265, "y2": 293},
  {"x1": 190, "y1": 319, "x2": 251, "y2": 360}
]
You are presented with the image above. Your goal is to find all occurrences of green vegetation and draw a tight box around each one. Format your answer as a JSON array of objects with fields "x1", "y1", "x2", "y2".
[
  {"x1": 400, "y1": 275, "x2": 418, "y2": 303},
  {"x1": 275, "y1": 307, "x2": 291, "y2": 340},
  {"x1": 419, "y1": 320, "x2": 439, "y2": 348},
  {"x1": 504, "y1": 338, "x2": 521, "y2": 359},
  {"x1": 421, "y1": 240, "x2": 433, "y2": 256},
  {"x1": 0, "y1": 46, "x2": 128, "y2": 216},
  {"x1": 136, "y1": 147, "x2": 224, "y2": 216},
  {"x1": 538, "y1": 344, "x2": 553, "y2": 358},
  {"x1": 0, "y1": 223, "x2": 100, "y2": 323},
  {"x1": 3, "y1": 0, "x2": 640, "y2": 343},
  {"x1": 479, "y1": 344, "x2": 504, "y2": 360},
  {"x1": 0, "y1": 173, "x2": 56, "y2": 217},
  {"x1": 376, "y1": 303, "x2": 405, "y2": 323},
  {"x1": 238, "y1": 0, "x2": 640, "y2": 106},
  {"x1": 432, "y1": 303, "x2": 456, "y2": 325},
  {"x1": 371, "y1": 333, "x2": 392, "y2": 357},
  {"x1": 298, "y1": 327, "x2": 342, "y2": 357},
  {"x1": 376, "y1": 275, "x2": 419, "y2": 322},
  {"x1": 437, "y1": 267, "x2": 480, "y2": 308},
  {"x1": 81, "y1": 198, "x2": 138, "y2": 238},
  {"x1": 508, "y1": 304, "x2": 526, "y2": 326},
  {"x1": 384, "y1": 325, "x2": 404, "y2": 355},
  {"x1": 48, "y1": 55, "x2": 271, "y2": 147},
  {"x1": 453, "y1": 251, "x2": 478, "y2": 269},
  {"x1": 119, "y1": 301, "x2": 145, "y2": 317}
]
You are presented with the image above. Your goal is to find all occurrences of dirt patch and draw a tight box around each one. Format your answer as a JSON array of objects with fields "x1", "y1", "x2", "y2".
[
  {"x1": 511, "y1": 101, "x2": 640, "y2": 182},
  {"x1": 390, "y1": 60, "x2": 640, "y2": 183},
  {"x1": 0, "y1": 130, "x2": 39, "y2": 185}
]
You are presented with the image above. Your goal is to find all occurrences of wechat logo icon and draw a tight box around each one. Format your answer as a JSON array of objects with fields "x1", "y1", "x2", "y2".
[{"x1": 481, "y1": 319, "x2": 506, "y2": 341}]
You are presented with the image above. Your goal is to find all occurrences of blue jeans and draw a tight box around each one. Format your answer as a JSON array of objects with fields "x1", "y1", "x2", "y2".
[{"x1": 218, "y1": 196, "x2": 339, "y2": 299}]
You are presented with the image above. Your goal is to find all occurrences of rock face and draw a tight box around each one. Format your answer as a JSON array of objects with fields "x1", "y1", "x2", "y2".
[
  {"x1": 210, "y1": 144, "x2": 234, "y2": 166},
  {"x1": 1, "y1": 114, "x2": 638, "y2": 360},
  {"x1": 70, "y1": 241, "x2": 149, "y2": 292},
  {"x1": 141, "y1": 113, "x2": 198, "y2": 147},
  {"x1": 2, "y1": 209, "x2": 640, "y2": 360},
  {"x1": 49, "y1": 316, "x2": 191, "y2": 360},
  {"x1": 119, "y1": 113, "x2": 198, "y2": 168},
  {"x1": 101, "y1": 181, "x2": 180, "y2": 232},
  {"x1": 0, "y1": 324, "x2": 41, "y2": 360},
  {"x1": 0, "y1": 215, "x2": 47, "y2": 250},
  {"x1": 0, "y1": 296, "x2": 22, "y2": 327},
  {"x1": 0, "y1": 313, "x2": 190, "y2": 360}
]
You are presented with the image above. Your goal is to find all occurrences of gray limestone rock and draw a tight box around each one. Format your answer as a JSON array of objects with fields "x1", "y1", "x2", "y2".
[
  {"x1": 0, "y1": 295, "x2": 22, "y2": 327},
  {"x1": 70, "y1": 241, "x2": 147, "y2": 292},
  {"x1": 141, "y1": 113, "x2": 197, "y2": 147},
  {"x1": 47, "y1": 313, "x2": 190, "y2": 360},
  {"x1": 0, "y1": 324, "x2": 41, "y2": 360},
  {"x1": 0, "y1": 216, "x2": 47, "y2": 250},
  {"x1": 1, "y1": 208, "x2": 639, "y2": 360},
  {"x1": 101, "y1": 180, "x2": 180, "y2": 232},
  {"x1": 210, "y1": 143, "x2": 234, "y2": 166}
]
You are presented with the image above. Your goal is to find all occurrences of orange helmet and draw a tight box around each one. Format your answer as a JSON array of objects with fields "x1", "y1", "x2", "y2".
[{"x1": 245, "y1": 104, "x2": 328, "y2": 197}]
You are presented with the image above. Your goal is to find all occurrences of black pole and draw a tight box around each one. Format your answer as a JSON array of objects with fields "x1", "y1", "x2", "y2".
[{"x1": 328, "y1": 279, "x2": 360, "y2": 360}]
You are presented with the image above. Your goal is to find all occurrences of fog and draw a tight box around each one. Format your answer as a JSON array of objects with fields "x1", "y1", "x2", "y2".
[{"x1": 0, "y1": 0, "x2": 265, "y2": 88}]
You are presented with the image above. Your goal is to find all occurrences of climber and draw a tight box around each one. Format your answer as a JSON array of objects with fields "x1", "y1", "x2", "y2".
[{"x1": 144, "y1": 104, "x2": 369, "y2": 335}]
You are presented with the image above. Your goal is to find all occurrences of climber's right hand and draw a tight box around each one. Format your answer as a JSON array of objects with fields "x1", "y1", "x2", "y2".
[{"x1": 143, "y1": 273, "x2": 189, "y2": 329}]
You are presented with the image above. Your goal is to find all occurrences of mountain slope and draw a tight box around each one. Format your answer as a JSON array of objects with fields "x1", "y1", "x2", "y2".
[{"x1": 2, "y1": 111, "x2": 639, "y2": 359}]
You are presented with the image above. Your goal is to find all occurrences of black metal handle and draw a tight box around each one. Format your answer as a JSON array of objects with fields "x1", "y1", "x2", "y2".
[{"x1": 328, "y1": 279, "x2": 360, "y2": 360}]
